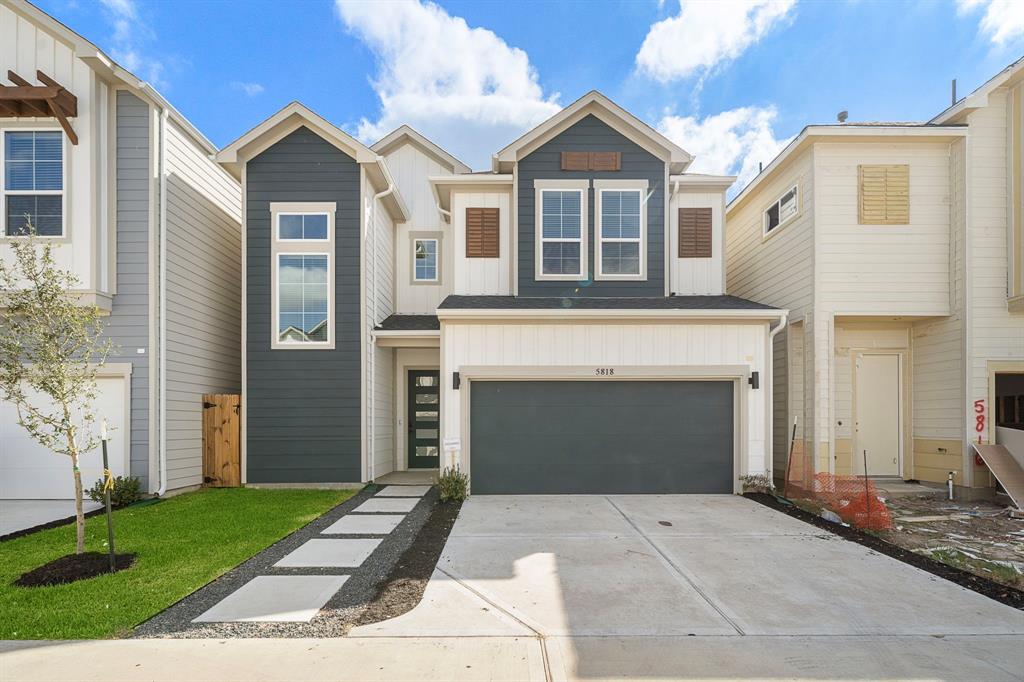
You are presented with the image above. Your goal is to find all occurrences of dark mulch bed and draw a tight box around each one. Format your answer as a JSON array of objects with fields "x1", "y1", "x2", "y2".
[
  {"x1": 745, "y1": 492, "x2": 1024, "y2": 610},
  {"x1": 354, "y1": 499, "x2": 463, "y2": 626},
  {"x1": 15, "y1": 551, "x2": 136, "y2": 587}
]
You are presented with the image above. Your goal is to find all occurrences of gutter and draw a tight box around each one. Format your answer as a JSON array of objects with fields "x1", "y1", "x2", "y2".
[
  {"x1": 766, "y1": 311, "x2": 789, "y2": 481},
  {"x1": 156, "y1": 106, "x2": 169, "y2": 497},
  {"x1": 436, "y1": 307, "x2": 786, "y2": 321}
]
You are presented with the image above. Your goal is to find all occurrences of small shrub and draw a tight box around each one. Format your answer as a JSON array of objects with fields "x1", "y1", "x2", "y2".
[
  {"x1": 86, "y1": 475, "x2": 142, "y2": 508},
  {"x1": 740, "y1": 474, "x2": 775, "y2": 494},
  {"x1": 438, "y1": 466, "x2": 468, "y2": 503}
]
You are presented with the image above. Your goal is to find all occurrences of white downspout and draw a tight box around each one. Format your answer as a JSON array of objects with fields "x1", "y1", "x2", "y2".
[
  {"x1": 766, "y1": 311, "x2": 789, "y2": 482},
  {"x1": 368, "y1": 166, "x2": 396, "y2": 483},
  {"x1": 156, "y1": 107, "x2": 168, "y2": 497}
]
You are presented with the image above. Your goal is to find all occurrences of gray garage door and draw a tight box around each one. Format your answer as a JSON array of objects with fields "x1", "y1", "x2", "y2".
[{"x1": 469, "y1": 380, "x2": 734, "y2": 494}]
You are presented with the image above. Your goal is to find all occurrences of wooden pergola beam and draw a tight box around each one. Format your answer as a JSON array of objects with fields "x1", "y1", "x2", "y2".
[{"x1": 1, "y1": 70, "x2": 79, "y2": 145}]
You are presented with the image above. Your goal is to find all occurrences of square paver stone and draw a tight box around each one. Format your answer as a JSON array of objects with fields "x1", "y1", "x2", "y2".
[
  {"x1": 353, "y1": 497, "x2": 419, "y2": 513},
  {"x1": 193, "y1": 575, "x2": 348, "y2": 623},
  {"x1": 375, "y1": 485, "x2": 431, "y2": 497},
  {"x1": 322, "y1": 514, "x2": 405, "y2": 535},
  {"x1": 275, "y1": 538, "x2": 382, "y2": 568}
]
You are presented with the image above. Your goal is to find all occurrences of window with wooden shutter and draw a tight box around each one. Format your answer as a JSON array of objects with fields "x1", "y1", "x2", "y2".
[
  {"x1": 559, "y1": 151, "x2": 621, "y2": 171},
  {"x1": 466, "y1": 207, "x2": 499, "y2": 258},
  {"x1": 858, "y1": 164, "x2": 909, "y2": 225},
  {"x1": 678, "y1": 207, "x2": 712, "y2": 258}
]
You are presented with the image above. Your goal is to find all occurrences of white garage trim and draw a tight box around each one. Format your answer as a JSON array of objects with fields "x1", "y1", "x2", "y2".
[
  {"x1": 100, "y1": 362, "x2": 133, "y2": 481},
  {"x1": 455, "y1": 364, "x2": 749, "y2": 494}
]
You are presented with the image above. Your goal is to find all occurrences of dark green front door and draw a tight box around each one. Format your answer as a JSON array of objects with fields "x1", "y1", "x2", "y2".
[{"x1": 407, "y1": 370, "x2": 440, "y2": 469}]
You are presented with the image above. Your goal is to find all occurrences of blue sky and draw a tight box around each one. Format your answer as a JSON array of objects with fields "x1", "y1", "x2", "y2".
[{"x1": 36, "y1": 0, "x2": 1024, "y2": 186}]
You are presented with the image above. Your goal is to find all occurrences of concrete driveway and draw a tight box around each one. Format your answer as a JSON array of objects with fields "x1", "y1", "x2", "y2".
[{"x1": 352, "y1": 494, "x2": 1024, "y2": 680}]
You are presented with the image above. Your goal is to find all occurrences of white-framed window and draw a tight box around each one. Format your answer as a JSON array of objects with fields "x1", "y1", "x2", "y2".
[
  {"x1": 270, "y1": 202, "x2": 335, "y2": 349},
  {"x1": 535, "y1": 179, "x2": 589, "y2": 280},
  {"x1": 2, "y1": 129, "x2": 65, "y2": 237},
  {"x1": 595, "y1": 179, "x2": 647, "y2": 280},
  {"x1": 763, "y1": 184, "x2": 798, "y2": 237},
  {"x1": 413, "y1": 238, "x2": 438, "y2": 282}
]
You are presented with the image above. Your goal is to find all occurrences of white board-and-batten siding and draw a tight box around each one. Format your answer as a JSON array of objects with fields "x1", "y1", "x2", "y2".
[
  {"x1": 441, "y1": 321, "x2": 771, "y2": 479},
  {"x1": 670, "y1": 190, "x2": 724, "y2": 295},
  {"x1": 162, "y1": 117, "x2": 242, "y2": 489},
  {"x1": 452, "y1": 191, "x2": 511, "y2": 296}
]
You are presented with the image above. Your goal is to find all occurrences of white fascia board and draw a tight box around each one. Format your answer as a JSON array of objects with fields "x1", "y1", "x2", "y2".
[
  {"x1": 373, "y1": 329, "x2": 441, "y2": 337},
  {"x1": 671, "y1": 174, "x2": 737, "y2": 191},
  {"x1": 728, "y1": 125, "x2": 967, "y2": 214},
  {"x1": 365, "y1": 158, "x2": 410, "y2": 223},
  {"x1": 428, "y1": 174, "x2": 514, "y2": 215},
  {"x1": 437, "y1": 308, "x2": 786, "y2": 321},
  {"x1": 930, "y1": 56, "x2": 1024, "y2": 124},
  {"x1": 371, "y1": 125, "x2": 472, "y2": 174}
]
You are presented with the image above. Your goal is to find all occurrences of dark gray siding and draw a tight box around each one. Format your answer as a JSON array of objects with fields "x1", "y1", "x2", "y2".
[
  {"x1": 517, "y1": 115, "x2": 665, "y2": 297},
  {"x1": 470, "y1": 381, "x2": 734, "y2": 494},
  {"x1": 105, "y1": 91, "x2": 150, "y2": 488},
  {"x1": 246, "y1": 127, "x2": 362, "y2": 483}
]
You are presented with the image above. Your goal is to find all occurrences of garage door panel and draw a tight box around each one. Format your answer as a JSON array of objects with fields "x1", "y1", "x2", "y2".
[{"x1": 470, "y1": 380, "x2": 734, "y2": 495}]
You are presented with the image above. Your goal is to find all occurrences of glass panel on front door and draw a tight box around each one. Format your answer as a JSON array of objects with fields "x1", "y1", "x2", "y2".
[{"x1": 408, "y1": 370, "x2": 441, "y2": 469}]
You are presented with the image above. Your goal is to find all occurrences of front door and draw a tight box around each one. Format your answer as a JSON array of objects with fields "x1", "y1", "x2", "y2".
[
  {"x1": 407, "y1": 370, "x2": 440, "y2": 469},
  {"x1": 854, "y1": 353, "x2": 901, "y2": 477}
]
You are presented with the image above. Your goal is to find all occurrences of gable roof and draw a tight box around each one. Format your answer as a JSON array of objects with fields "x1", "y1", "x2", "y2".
[
  {"x1": 931, "y1": 54, "x2": 1024, "y2": 125},
  {"x1": 7, "y1": 0, "x2": 217, "y2": 155},
  {"x1": 492, "y1": 90, "x2": 692, "y2": 174},
  {"x1": 215, "y1": 102, "x2": 409, "y2": 222},
  {"x1": 372, "y1": 125, "x2": 472, "y2": 174}
]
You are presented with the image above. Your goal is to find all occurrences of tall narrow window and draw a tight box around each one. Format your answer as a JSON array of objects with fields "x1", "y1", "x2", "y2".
[
  {"x1": 271, "y1": 202, "x2": 335, "y2": 349},
  {"x1": 3, "y1": 130, "x2": 64, "y2": 236},
  {"x1": 414, "y1": 238, "x2": 438, "y2": 282},
  {"x1": 597, "y1": 189, "x2": 643, "y2": 277},
  {"x1": 539, "y1": 189, "x2": 584, "y2": 277}
]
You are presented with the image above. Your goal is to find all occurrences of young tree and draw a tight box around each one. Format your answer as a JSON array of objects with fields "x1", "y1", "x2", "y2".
[{"x1": 0, "y1": 226, "x2": 113, "y2": 554}]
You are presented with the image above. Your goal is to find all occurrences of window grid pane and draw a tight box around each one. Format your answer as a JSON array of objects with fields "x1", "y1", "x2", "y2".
[
  {"x1": 599, "y1": 190, "x2": 641, "y2": 275},
  {"x1": 279, "y1": 213, "x2": 329, "y2": 240},
  {"x1": 4, "y1": 132, "x2": 63, "y2": 236},
  {"x1": 541, "y1": 190, "x2": 583, "y2": 275},
  {"x1": 278, "y1": 254, "x2": 329, "y2": 343},
  {"x1": 414, "y1": 239, "x2": 438, "y2": 281}
]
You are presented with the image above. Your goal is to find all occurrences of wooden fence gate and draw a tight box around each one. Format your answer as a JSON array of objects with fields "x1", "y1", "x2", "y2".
[{"x1": 202, "y1": 393, "x2": 240, "y2": 487}]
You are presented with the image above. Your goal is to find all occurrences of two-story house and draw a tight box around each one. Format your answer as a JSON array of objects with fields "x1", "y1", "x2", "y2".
[
  {"x1": 0, "y1": 0, "x2": 241, "y2": 500},
  {"x1": 219, "y1": 92, "x2": 786, "y2": 495},
  {"x1": 727, "y1": 58, "x2": 1024, "y2": 499}
]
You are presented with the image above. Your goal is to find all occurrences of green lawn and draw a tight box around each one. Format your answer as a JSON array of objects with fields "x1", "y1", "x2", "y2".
[{"x1": 0, "y1": 487, "x2": 355, "y2": 639}]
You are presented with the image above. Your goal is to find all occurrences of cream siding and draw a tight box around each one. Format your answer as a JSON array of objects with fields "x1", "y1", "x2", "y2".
[
  {"x1": 0, "y1": 5, "x2": 109, "y2": 293},
  {"x1": 366, "y1": 176, "x2": 397, "y2": 479},
  {"x1": 670, "y1": 189, "x2": 725, "y2": 295},
  {"x1": 451, "y1": 190, "x2": 512, "y2": 296},
  {"x1": 441, "y1": 321, "x2": 770, "y2": 482},
  {"x1": 815, "y1": 142, "x2": 951, "y2": 316},
  {"x1": 162, "y1": 118, "x2": 242, "y2": 489},
  {"x1": 383, "y1": 141, "x2": 451, "y2": 313}
]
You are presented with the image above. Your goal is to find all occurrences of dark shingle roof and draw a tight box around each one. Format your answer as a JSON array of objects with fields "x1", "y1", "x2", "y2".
[
  {"x1": 375, "y1": 314, "x2": 440, "y2": 331},
  {"x1": 438, "y1": 295, "x2": 777, "y2": 310}
]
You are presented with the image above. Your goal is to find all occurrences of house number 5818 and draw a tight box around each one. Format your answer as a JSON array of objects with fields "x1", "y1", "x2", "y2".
[{"x1": 595, "y1": 368, "x2": 615, "y2": 376}]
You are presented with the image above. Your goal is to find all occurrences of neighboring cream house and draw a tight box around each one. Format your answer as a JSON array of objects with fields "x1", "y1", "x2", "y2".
[
  {"x1": 0, "y1": 0, "x2": 241, "y2": 499},
  {"x1": 726, "y1": 58, "x2": 1024, "y2": 498}
]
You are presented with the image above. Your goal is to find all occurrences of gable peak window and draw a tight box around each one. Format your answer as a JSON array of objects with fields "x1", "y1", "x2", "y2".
[
  {"x1": 3, "y1": 130, "x2": 64, "y2": 237},
  {"x1": 763, "y1": 185, "x2": 798, "y2": 237},
  {"x1": 270, "y1": 203, "x2": 335, "y2": 349}
]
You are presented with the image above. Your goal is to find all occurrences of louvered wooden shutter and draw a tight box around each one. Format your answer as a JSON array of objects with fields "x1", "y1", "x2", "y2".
[
  {"x1": 678, "y1": 207, "x2": 713, "y2": 258},
  {"x1": 466, "y1": 208, "x2": 499, "y2": 258},
  {"x1": 858, "y1": 164, "x2": 909, "y2": 225},
  {"x1": 560, "y1": 151, "x2": 621, "y2": 171},
  {"x1": 561, "y1": 152, "x2": 590, "y2": 171}
]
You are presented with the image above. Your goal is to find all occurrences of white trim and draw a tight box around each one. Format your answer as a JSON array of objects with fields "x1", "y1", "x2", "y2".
[
  {"x1": 534, "y1": 179, "x2": 589, "y2": 281},
  {"x1": 270, "y1": 202, "x2": 336, "y2": 350},
  {"x1": 594, "y1": 181, "x2": 648, "y2": 281},
  {"x1": 0, "y1": 128, "x2": 68, "y2": 239},
  {"x1": 762, "y1": 184, "x2": 799, "y2": 239},
  {"x1": 372, "y1": 125, "x2": 471, "y2": 174},
  {"x1": 437, "y1": 307, "x2": 786, "y2": 321}
]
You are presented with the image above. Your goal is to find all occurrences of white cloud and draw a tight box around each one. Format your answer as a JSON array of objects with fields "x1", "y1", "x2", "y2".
[
  {"x1": 658, "y1": 106, "x2": 792, "y2": 195},
  {"x1": 98, "y1": 0, "x2": 165, "y2": 87},
  {"x1": 335, "y1": 0, "x2": 560, "y2": 169},
  {"x1": 957, "y1": 0, "x2": 1024, "y2": 46},
  {"x1": 637, "y1": 0, "x2": 796, "y2": 83},
  {"x1": 230, "y1": 81, "x2": 265, "y2": 97}
]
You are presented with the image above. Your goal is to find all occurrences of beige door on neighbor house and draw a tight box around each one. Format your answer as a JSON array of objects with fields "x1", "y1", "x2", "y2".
[{"x1": 854, "y1": 353, "x2": 901, "y2": 477}]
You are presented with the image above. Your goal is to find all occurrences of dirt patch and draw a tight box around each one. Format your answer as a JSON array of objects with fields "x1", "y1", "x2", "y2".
[
  {"x1": 354, "y1": 500, "x2": 462, "y2": 626},
  {"x1": 746, "y1": 492, "x2": 1024, "y2": 610},
  {"x1": 14, "y1": 552, "x2": 136, "y2": 587}
]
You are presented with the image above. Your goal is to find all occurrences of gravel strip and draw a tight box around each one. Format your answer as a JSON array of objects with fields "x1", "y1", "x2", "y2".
[{"x1": 132, "y1": 485, "x2": 439, "y2": 638}]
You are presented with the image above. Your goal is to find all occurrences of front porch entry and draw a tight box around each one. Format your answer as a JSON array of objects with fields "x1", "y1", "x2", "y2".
[
  {"x1": 407, "y1": 370, "x2": 440, "y2": 469},
  {"x1": 854, "y1": 353, "x2": 902, "y2": 477}
]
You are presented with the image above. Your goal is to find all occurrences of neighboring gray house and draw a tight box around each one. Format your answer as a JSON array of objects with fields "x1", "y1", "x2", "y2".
[
  {"x1": 218, "y1": 93, "x2": 787, "y2": 495},
  {"x1": 0, "y1": 0, "x2": 241, "y2": 499}
]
